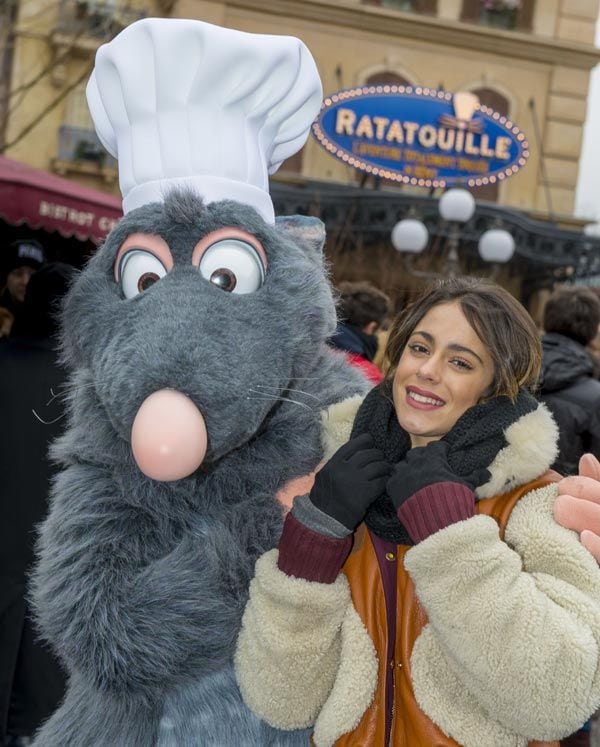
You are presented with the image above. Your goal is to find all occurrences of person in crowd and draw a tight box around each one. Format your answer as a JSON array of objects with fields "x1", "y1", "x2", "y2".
[
  {"x1": 0, "y1": 307, "x2": 14, "y2": 339},
  {"x1": 236, "y1": 276, "x2": 600, "y2": 747},
  {"x1": 0, "y1": 263, "x2": 73, "y2": 747},
  {"x1": 540, "y1": 286, "x2": 600, "y2": 747},
  {"x1": 328, "y1": 280, "x2": 391, "y2": 384},
  {"x1": 0, "y1": 240, "x2": 46, "y2": 325},
  {"x1": 584, "y1": 287, "x2": 600, "y2": 378},
  {"x1": 540, "y1": 286, "x2": 600, "y2": 475},
  {"x1": 373, "y1": 323, "x2": 392, "y2": 374}
]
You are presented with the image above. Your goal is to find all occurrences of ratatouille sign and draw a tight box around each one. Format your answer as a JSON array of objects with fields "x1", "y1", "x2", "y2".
[{"x1": 312, "y1": 87, "x2": 529, "y2": 189}]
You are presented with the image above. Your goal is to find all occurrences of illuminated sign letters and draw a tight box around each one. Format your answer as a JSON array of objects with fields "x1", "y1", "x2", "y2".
[{"x1": 312, "y1": 87, "x2": 529, "y2": 188}]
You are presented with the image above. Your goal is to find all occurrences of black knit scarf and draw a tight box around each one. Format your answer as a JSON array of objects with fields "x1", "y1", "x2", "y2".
[{"x1": 351, "y1": 381, "x2": 539, "y2": 544}]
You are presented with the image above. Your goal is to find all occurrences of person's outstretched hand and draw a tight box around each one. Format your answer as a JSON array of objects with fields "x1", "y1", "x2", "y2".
[
  {"x1": 554, "y1": 453, "x2": 600, "y2": 563},
  {"x1": 309, "y1": 433, "x2": 391, "y2": 531}
]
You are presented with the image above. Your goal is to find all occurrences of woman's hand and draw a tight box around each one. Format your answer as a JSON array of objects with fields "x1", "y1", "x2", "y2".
[
  {"x1": 387, "y1": 441, "x2": 490, "y2": 542},
  {"x1": 387, "y1": 441, "x2": 490, "y2": 509},
  {"x1": 310, "y1": 433, "x2": 391, "y2": 531}
]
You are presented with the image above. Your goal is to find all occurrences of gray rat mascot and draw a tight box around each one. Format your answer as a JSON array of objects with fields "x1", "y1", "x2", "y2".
[{"x1": 30, "y1": 19, "x2": 369, "y2": 746}]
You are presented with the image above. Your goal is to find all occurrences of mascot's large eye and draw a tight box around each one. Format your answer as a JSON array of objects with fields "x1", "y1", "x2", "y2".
[
  {"x1": 198, "y1": 239, "x2": 265, "y2": 294},
  {"x1": 119, "y1": 250, "x2": 168, "y2": 299}
]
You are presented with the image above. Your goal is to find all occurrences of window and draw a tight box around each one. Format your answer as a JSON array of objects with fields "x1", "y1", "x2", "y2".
[
  {"x1": 469, "y1": 87, "x2": 510, "y2": 202},
  {"x1": 57, "y1": 84, "x2": 115, "y2": 169},
  {"x1": 362, "y1": 0, "x2": 438, "y2": 14},
  {"x1": 365, "y1": 71, "x2": 412, "y2": 87},
  {"x1": 460, "y1": 0, "x2": 535, "y2": 31},
  {"x1": 64, "y1": 84, "x2": 93, "y2": 130},
  {"x1": 57, "y1": 0, "x2": 144, "y2": 40},
  {"x1": 279, "y1": 149, "x2": 303, "y2": 175},
  {"x1": 356, "y1": 72, "x2": 413, "y2": 187}
]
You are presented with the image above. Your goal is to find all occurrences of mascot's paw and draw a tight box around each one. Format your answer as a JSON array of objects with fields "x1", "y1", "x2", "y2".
[{"x1": 554, "y1": 454, "x2": 600, "y2": 563}]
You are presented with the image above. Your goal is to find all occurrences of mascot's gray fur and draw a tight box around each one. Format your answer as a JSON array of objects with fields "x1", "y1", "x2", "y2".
[{"x1": 31, "y1": 191, "x2": 369, "y2": 746}]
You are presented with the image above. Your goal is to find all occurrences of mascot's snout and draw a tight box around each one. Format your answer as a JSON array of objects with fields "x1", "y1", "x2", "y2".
[{"x1": 131, "y1": 389, "x2": 208, "y2": 481}]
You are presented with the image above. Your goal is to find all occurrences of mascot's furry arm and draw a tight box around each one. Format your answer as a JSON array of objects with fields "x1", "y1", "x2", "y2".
[
  {"x1": 32, "y1": 462, "x2": 271, "y2": 701},
  {"x1": 554, "y1": 453, "x2": 600, "y2": 562}
]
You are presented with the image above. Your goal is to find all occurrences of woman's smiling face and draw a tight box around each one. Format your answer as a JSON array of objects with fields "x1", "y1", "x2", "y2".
[{"x1": 393, "y1": 301, "x2": 495, "y2": 448}]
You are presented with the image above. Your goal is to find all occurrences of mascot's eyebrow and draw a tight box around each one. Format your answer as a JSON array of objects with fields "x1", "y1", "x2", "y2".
[
  {"x1": 191, "y1": 227, "x2": 268, "y2": 268},
  {"x1": 114, "y1": 233, "x2": 174, "y2": 281}
]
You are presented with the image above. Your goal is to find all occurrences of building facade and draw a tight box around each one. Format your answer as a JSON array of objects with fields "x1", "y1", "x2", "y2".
[
  {"x1": 2, "y1": 0, "x2": 600, "y2": 307},
  {"x1": 2, "y1": 0, "x2": 600, "y2": 217}
]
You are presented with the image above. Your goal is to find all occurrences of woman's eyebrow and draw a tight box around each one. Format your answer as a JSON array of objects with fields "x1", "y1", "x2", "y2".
[
  {"x1": 413, "y1": 330, "x2": 434, "y2": 343},
  {"x1": 447, "y1": 343, "x2": 484, "y2": 365},
  {"x1": 413, "y1": 330, "x2": 484, "y2": 365}
]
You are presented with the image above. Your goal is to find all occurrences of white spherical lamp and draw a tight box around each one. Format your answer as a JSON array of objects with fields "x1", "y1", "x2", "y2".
[
  {"x1": 478, "y1": 228, "x2": 515, "y2": 264},
  {"x1": 439, "y1": 189, "x2": 476, "y2": 223},
  {"x1": 584, "y1": 222, "x2": 600, "y2": 238},
  {"x1": 391, "y1": 219, "x2": 429, "y2": 254}
]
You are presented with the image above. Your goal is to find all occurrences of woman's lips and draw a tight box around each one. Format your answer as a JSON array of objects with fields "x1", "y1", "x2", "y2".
[{"x1": 406, "y1": 386, "x2": 445, "y2": 410}]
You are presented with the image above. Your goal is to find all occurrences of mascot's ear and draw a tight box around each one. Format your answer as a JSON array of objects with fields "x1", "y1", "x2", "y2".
[{"x1": 276, "y1": 215, "x2": 326, "y2": 259}]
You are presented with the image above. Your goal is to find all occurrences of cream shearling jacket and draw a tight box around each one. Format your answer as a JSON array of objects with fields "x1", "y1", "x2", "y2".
[{"x1": 235, "y1": 396, "x2": 600, "y2": 747}]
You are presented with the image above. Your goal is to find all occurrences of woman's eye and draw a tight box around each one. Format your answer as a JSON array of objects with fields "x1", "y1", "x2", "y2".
[
  {"x1": 119, "y1": 250, "x2": 168, "y2": 299},
  {"x1": 451, "y1": 358, "x2": 473, "y2": 371},
  {"x1": 409, "y1": 343, "x2": 428, "y2": 354},
  {"x1": 198, "y1": 239, "x2": 265, "y2": 294}
]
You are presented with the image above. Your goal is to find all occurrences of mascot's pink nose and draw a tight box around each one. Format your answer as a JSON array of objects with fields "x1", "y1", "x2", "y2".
[{"x1": 131, "y1": 389, "x2": 208, "y2": 481}]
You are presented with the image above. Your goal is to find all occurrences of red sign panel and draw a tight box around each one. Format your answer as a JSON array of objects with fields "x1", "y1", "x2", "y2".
[{"x1": 0, "y1": 155, "x2": 122, "y2": 243}]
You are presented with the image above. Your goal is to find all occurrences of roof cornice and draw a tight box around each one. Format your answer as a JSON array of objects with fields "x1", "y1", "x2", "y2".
[{"x1": 229, "y1": 0, "x2": 600, "y2": 70}]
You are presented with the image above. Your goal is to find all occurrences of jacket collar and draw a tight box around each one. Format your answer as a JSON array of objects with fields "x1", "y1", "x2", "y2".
[{"x1": 476, "y1": 402, "x2": 558, "y2": 498}]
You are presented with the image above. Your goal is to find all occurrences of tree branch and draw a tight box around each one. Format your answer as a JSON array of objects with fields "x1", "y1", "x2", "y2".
[{"x1": 1, "y1": 63, "x2": 92, "y2": 153}]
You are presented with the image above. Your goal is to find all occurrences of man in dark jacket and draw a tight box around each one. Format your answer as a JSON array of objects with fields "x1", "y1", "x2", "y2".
[
  {"x1": 328, "y1": 281, "x2": 391, "y2": 385},
  {"x1": 0, "y1": 263, "x2": 72, "y2": 746},
  {"x1": 540, "y1": 286, "x2": 600, "y2": 476},
  {"x1": 0, "y1": 240, "x2": 46, "y2": 326}
]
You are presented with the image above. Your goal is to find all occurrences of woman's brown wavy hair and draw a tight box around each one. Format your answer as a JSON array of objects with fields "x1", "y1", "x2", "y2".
[{"x1": 385, "y1": 277, "x2": 541, "y2": 400}]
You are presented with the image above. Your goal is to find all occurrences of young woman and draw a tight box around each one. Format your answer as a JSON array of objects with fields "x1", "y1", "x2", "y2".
[{"x1": 235, "y1": 277, "x2": 600, "y2": 747}]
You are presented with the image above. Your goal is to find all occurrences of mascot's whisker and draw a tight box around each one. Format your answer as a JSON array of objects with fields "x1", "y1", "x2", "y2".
[
  {"x1": 262, "y1": 375, "x2": 324, "y2": 382},
  {"x1": 44, "y1": 388, "x2": 61, "y2": 407},
  {"x1": 253, "y1": 383, "x2": 324, "y2": 405},
  {"x1": 31, "y1": 409, "x2": 66, "y2": 426},
  {"x1": 32, "y1": 387, "x2": 68, "y2": 425},
  {"x1": 246, "y1": 391, "x2": 317, "y2": 414},
  {"x1": 60, "y1": 381, "x2": 105, "y2": 402}
]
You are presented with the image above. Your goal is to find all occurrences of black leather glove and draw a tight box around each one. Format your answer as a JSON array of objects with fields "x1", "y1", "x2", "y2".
[
  {"x1": 387, "y1": 440, "x2": 490, "y2": 511},
  {"x1": 310, "y1": 433, "x2": 391, "y2": 531}
]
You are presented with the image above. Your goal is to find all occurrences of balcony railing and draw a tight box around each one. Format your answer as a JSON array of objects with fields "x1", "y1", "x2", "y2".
[
  {"x1": 56, "y1": 124, "x2": 116, "y2": 169},
  {"x1": 55, "y1": 0, "x2": 146, "y2": 39},
  {"x1": 271, "y1": 180, "x2": 600, "y2": 283}
]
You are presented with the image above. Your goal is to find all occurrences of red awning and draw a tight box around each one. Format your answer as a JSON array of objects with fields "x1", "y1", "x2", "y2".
[{"x1": 0, "y1": 155, "x2": 122, "y2": 243}]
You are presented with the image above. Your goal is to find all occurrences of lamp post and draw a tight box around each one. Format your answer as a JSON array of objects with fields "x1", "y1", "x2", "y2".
[{"x1": 391, "y1": 188, "x2": 516, "y2": 278}]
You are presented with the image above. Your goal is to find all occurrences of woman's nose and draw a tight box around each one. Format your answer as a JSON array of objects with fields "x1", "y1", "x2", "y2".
[{"x1": 417, "y1": 356, "x2": 441, "y2": 381}]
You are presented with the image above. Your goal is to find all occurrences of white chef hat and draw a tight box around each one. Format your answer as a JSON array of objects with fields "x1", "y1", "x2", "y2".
[{"x1": 86, "y1": 18, "x2": 323, "y2": 223}]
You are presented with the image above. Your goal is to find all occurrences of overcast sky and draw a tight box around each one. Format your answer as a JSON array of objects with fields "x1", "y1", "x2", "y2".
[{"x1": 575, "y1": 17, "x2": 600, "y2": 221}]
